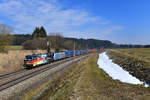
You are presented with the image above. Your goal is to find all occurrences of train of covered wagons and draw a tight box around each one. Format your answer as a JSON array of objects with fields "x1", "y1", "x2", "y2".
[{"x1": 24, "y1": 49, "x2": 99, "y2": 68}]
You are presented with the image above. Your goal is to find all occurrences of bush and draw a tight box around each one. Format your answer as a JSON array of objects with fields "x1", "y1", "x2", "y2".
[{"x1": 22, "y1": 38, "x2": 47, "y2": 50}]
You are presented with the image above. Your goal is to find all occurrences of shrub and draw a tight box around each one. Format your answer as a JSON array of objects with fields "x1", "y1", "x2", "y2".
[{"x1": 22, "y1": 38, "x2": 47, "y2": 50}]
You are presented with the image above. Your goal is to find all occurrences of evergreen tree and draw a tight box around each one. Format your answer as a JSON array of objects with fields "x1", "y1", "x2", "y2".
[
  {"x1": 32, "y1": 26, "x2": 47, "y2": 39},
  {"x1": 32, "y1": 27, "x2": 40, "y2": 39},
  {"x1": 40, "y1": 26, "x2": 47, "y2": 37}
]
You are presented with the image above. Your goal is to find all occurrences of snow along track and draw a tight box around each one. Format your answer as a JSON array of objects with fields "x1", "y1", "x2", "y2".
[{"x1": 97, "y1": 52, "x2": 146, "y2": 86}]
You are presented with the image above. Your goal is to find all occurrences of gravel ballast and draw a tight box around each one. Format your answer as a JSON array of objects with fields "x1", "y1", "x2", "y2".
[{"x1": 0, "y1": 55, "x2": 88, "y2": 100}]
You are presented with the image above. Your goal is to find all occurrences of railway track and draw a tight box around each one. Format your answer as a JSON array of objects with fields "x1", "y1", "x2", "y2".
[
  {"x1": 0, "y1": 69, "x2": 26, "y2": 80},
  {"x1": 0, "y1": 54, "x2": 88, "y2": 91}
]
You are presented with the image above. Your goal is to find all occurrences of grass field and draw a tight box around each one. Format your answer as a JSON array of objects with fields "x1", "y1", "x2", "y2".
[
  {"x1": 6, "y1": 45, "x2": 23, "y2": 50},
  {"x1": 110, "y1": 48, "x2": 150, "y2": 67},
  {"x1": 21, "y1": 53, "x2": 150, "y2": 100}
]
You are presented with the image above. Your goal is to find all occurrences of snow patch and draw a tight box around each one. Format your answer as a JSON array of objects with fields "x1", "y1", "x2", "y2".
[{"x1": 97, "y1": 52, "x2": 145, "y2": 85}]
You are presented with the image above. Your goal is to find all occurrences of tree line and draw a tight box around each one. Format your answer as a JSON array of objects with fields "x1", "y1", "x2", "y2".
[
  {"x1": 12, "y1": 26, "x2": 116, "y2": 51},
  {"x1": 1, "y1": 24, "x2": 150, "y2": 53},
  {"x1": 12, "y1": 26, "x2": 150, "y2": 52}
]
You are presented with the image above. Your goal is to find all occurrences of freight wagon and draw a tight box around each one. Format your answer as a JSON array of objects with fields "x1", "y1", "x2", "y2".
[
  {"x1": 88, "y1": 49, "x2": 97, "y2": 53},
  {"x1": 24, "y1": 49, "x2": 98, "y2": 68},
  {"x1": 65, "y1": 51, "x2": 74, "y2": 57},
  {"x1": 53, "y1": 52, "x2": 65, "y2": 61}
]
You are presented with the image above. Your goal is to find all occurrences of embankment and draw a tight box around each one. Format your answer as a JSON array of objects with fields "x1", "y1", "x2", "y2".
[
  {"x1": 108, "y1": 50, "x2": 150, "y2": 85},
  {"x1": 0, "y1": 50, "x2": 46, "y2": 74}
]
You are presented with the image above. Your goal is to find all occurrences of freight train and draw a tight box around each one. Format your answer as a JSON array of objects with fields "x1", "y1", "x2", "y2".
[{"x1": 24, "y1": 49, "x2": 97, "y2": 68}]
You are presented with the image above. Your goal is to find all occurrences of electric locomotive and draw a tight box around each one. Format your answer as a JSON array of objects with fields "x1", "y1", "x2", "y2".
[{"x1": 24, "y1": 52, "x2": 54, "y2": 67}]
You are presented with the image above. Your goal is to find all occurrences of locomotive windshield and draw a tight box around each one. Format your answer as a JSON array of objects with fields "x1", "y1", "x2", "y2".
[
  {"x1": 25, "y1": 55, "x2": 37, "y2": 60},
  {"x1": 25, "y1": 56, "x2": 32, "y2": 60},
  {"x1": 33, "y1": 55, "x2": 38, "y2": 59}
]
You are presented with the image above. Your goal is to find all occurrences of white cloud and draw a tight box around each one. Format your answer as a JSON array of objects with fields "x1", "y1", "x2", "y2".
[
  {"x1": 102, "y1": 26, "x2": 123, "y2": 34},
  {"x1": 0, "y1": 0, "x2": 123, "y2": 38}
]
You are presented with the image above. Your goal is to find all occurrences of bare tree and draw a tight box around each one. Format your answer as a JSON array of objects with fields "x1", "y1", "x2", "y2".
[
  {"x1": 22, "y1": 39, "x2": 47, "y2": 50},
  {"x1": 0, "y1": 24, "x2": 13, "y2": 52},
  {"x1": 0, "y1": 24, "x2": 13, "y2": 35},
  {"x1": 48, "y1": 33, "x2": 64, "y2": 52}
]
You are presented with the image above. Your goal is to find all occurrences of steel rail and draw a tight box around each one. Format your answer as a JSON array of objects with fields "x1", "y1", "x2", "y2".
[{"x1": 0, "y1": 54, "x2": 88, "y2": 91}]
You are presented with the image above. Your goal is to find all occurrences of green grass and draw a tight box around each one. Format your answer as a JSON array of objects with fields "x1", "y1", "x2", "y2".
[{"x1": 6, "y1": 45, "x2": 23, "y2": 50}]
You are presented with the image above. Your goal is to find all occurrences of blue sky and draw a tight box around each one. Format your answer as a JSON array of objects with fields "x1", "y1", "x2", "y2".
[{"x1": 0, "y1": 0, "x2": 150, "y2": 44}]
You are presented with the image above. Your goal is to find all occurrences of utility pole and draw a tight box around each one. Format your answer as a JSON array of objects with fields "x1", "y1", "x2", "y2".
[
  {"x1": 74, "y1": 40, "x2": 75, "y2": 56},
  {"x1": 86, "y1": 44, "x2": 88, "y2": 49},
  {"x1": 47, "y1": 41, "x2": 51, "y2": 53}
]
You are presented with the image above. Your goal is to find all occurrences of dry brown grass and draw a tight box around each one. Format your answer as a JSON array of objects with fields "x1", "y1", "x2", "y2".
[
  {"x1": 110, "y1": 48, "x2": 150, "y2": 67},
  {"x1": 71, "y1": 53, "x2": 150, "y2": 100},
  {"x1": 0, "y1": 50, "x2": 46, "y2": 74},
  {"x1": 21, "y1": 53, "x2": 150, "y2": 100},
  {"x1": 21, "y1": 56, "x2": 84, "y2": 100}
]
